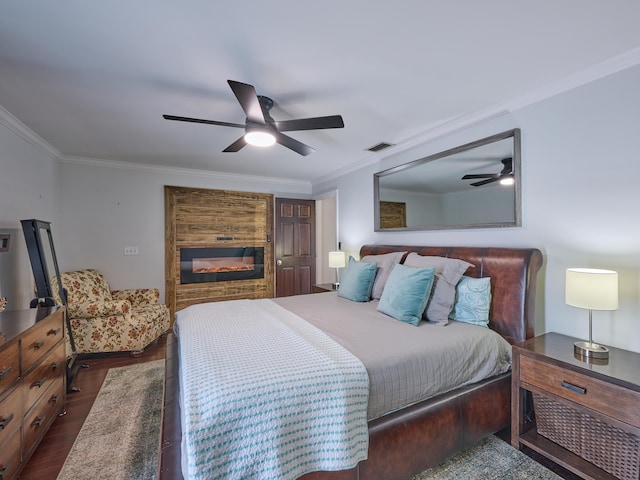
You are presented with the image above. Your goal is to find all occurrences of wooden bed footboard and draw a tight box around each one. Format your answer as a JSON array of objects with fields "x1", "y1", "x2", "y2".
[{"x1": 158, "y1": 245, "x2": 543, "y2": 479}]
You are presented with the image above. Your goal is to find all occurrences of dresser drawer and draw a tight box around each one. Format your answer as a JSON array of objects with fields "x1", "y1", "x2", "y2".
[
  {"x1": 23, "y1": 341, "x2": 65, "y2": 410},
  {"x1": 520, "y1": 354, "x2": 640, "y2": 428},
  {"x1": 0, "y1": 341, "x2": 20, "y2": 397},
  {"x1": 23, "y1": 375, "x2": 65, "y2": 458},
  {"x1": 0, "y1": 385, "x2": 21, "y2": 447},
  {"x1": 21, "y1": 308, "x2": 64, "y2": 371},
  {"x1": 0, "y1": 428, "x2": 21, "y2": 480}
]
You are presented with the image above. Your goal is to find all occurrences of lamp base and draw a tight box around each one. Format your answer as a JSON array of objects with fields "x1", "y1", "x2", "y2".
[{"x1": 574, "y1": 341, "x2": 609, "y2": 359}]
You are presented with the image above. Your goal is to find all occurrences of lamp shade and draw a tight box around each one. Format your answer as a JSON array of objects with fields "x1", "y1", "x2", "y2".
[
  {"x1": 328, "y1": 251, "x2": 346, "y2": 269},
  {"x1": 565, "y1": 268, "x2": 618, "y2": 311}
]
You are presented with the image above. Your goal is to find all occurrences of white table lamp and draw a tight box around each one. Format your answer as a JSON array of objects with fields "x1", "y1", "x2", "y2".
[
  {"x1": 328, "y1": 251, "x2": 346, "y2": 288},
  {"x1": 565, "y1": 268, "x2": 618, "y2": 359}
]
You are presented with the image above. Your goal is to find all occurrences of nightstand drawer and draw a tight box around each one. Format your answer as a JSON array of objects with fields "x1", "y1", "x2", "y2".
[{"x1": 520, "y1": 354, "x2": 640, "y2": 428}]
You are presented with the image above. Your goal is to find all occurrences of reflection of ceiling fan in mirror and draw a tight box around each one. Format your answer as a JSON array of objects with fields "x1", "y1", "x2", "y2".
[
  {"x1": 462, "y1": 158, "x2": 513, "y2": 187},
  {"x1": 163, "y1": 80, "x2": 345, "y2": 156}
]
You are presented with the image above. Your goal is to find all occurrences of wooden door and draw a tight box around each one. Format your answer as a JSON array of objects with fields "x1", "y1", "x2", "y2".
[{"x1": 275, "y1": 198, "x2": 316, "y2": 297}]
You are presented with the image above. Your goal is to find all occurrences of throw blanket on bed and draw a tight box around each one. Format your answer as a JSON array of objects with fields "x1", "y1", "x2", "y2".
[{"x1": 175, "y1": 299, "x2": 370, "y2": 480}]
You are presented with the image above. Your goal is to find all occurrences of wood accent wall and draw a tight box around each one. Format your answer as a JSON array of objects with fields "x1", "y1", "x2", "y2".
[{"x1": 164, "y1": 186, "x2": 274, "y2": 321}]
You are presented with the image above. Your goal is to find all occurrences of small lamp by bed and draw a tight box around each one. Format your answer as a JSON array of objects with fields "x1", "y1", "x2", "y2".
[
  {"x1": 565, "y1": 267, "x2": 618, "y2": 360},
  {"x1": 328, "y1": 251, "x2": 346, "y2": 288}
]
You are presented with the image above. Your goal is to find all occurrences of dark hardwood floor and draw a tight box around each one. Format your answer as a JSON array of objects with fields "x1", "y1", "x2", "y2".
[
  {"x1": 18, "y1": 336, "x2": 166, "y2": 480},
  {"x1": 19, "y1": 335, "x2": 580, "y2": 480}
]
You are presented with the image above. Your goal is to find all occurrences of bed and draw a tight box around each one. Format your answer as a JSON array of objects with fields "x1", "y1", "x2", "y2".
[{"x1": 158, "y1": 244, "x2": 543, "y2": 480}]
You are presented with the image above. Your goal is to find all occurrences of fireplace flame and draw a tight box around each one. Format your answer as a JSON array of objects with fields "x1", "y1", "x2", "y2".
[
  {"x1": 192, "y1": 257, "x2": 254, "y2": 274},
  {"x1": 195, "y1": 265, "x2": 254, "y2": 273}
]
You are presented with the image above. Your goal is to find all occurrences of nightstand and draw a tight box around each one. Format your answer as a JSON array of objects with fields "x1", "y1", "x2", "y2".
[
  {"x1": 312, "y1": 283, "x2": 337, "y2": 293},
  {"x1": 511, "y1": 332, "x2": 640, "y2": 480}
]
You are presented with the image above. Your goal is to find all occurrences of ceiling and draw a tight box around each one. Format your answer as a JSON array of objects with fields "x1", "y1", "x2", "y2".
[{"x1": 1, "y1": 1, "x2": 640, "y2": 183}]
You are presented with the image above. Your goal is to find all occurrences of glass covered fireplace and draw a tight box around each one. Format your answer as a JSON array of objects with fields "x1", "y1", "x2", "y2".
[{"x1": 180, "y1": 247, "x2": 264, "y2": 284}]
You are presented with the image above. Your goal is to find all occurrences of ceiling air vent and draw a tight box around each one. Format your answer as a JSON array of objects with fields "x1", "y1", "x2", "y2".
[{"x1": 366, "y1": 142, "x2": 395, "y2": 152}]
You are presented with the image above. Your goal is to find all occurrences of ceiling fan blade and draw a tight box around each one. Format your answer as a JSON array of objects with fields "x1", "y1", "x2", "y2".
[
  {"x1": 163, "y1": 114, "x2": 244, "y2": 129},
  {"x1": 277, "y1": 115, "x2": 345, "y2": 132},
  {"x1": 462, "y1": 173, "x2": 496, "y2": 180},
  {"x1": 227, "y1": 80, "x2": 265, "y2": 124},
  {"x1": 222, "y1": 136, "x2": 247, "y2": 152},
  {"x1": 470, "y1": 177, "x2": 499, "y2": 187},
  {"x1": 275, "y1": 132, "x2": 315, "y2": 156}
]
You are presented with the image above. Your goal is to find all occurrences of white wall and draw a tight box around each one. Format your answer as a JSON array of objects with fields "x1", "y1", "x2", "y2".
[
  {"x1": 314, "y1": 64, "x2": 640, "y2": 353},
  {"x1": 315, "y1": 194, "x2": 337, "y2": 284},
  {"x1": 57, "y1": 161, "x2": 311, "y2": 302},
  {"x1": 380, "y1": 188, "x2": 443, "y2": 226},
  {"x1": 0, "y1": 120, "x2": 60, "y2": 310}
]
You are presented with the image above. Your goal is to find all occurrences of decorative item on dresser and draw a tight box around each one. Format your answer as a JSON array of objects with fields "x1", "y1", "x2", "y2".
[
  {"x1": 0, "y1": 306, "x2": 67, "y2": 480},
  {"x1": 511, "y1": 332, "x2": 640, "y2": 480},
  {"x1": 0, "y1": 233, "x2": 9, "y2": 253}
]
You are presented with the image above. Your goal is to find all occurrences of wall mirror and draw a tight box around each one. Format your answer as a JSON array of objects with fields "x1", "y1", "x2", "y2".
[{"x1": 374, "y1": 129, "x2": 521, "y2": 231}]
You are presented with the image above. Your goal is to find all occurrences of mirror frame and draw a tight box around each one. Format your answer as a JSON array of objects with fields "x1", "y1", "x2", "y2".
[
  {"x1": 374, "y1": 128, "x2": 521, "y2": 231},
  {"x1": 21, "y1": 219, "x2": 77, "y2": 353}
]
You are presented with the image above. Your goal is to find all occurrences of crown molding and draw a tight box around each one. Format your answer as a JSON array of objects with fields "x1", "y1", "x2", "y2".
[
  {"x1": 59, "y1": 155, "x2": 312, "y2": 190},
  {"x1": 0, "y1": 105, "x2": 61, "y2": 159},
  {"x1": 505, "y1": 46, "x2": 640, "y2": 111}
]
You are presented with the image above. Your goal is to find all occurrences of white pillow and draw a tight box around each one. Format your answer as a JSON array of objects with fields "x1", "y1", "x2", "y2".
[{"x1": 360, "y1": 251, "x2": 406, "y2": 300}]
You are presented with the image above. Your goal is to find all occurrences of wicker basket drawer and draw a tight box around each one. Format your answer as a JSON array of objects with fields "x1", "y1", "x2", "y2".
[
  {"x1": 520, "y1": 354, "x2": 640, "y2": 428},
  {"x1": 533, "y1": 393, "x2": 640, "y2": 480}
]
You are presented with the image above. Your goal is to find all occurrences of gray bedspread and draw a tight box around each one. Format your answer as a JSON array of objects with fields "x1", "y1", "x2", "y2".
[{"x1": 273, "y1": 292, "x2": 512, "y2": 420}]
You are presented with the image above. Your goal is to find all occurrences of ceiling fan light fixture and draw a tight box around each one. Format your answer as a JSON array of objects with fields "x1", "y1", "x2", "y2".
[
  {"x1": 499, "y1": 176, "x2": 515, "y2": 186},
  {"x1": 244, "y1": 130, "x2": 276, "y2": 147}
]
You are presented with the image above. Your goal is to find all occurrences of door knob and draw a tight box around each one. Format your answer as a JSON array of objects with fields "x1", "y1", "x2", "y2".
[{"x1": 276, "y1": 259, "x2": 283, "y2": 266}]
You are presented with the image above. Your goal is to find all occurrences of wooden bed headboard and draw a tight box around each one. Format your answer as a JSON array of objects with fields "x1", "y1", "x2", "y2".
[{"x1": 359, "y1": 245, "x2": 543, "y2": 344}]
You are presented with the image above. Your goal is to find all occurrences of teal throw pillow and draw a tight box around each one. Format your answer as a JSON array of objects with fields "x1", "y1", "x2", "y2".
[
  {"x1": 377, "y1": 264, "x2": 436, "y2": 326},
  {"x1": 337, "y1": 256, "x2": 377, "y2": 302},
  {"x1": 449, "y1": 276, "x2": 491, "y2": 327}
]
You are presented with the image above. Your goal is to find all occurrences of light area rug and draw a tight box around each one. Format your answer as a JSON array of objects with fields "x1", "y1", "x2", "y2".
[
  {"x1": 57, "y1": 359, "x2": 560, "y2": 480},
  {"x1": 56, "y1": 360, "x2": 164, "y2": 480},
  {"x1": 412, "y1": 435, "x2": 562, "y2": 480}
]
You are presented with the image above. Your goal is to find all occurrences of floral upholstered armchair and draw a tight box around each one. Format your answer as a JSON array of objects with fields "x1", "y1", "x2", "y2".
[{"x1": 52, "y1": 269, "x2": 170, "y2": 355}]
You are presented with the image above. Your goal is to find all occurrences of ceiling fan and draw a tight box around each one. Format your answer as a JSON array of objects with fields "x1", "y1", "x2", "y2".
[
  {"x1": 462, "y1": 157, "x2": 513, "y2": 187},
  {"x1": 163, "y1": 80, "x2": 345, "y2": 156}
]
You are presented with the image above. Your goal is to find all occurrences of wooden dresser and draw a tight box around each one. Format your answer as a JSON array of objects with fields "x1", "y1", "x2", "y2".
[{"x1": 0, "y1": 307, "x2": 66, "y2": 480}]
